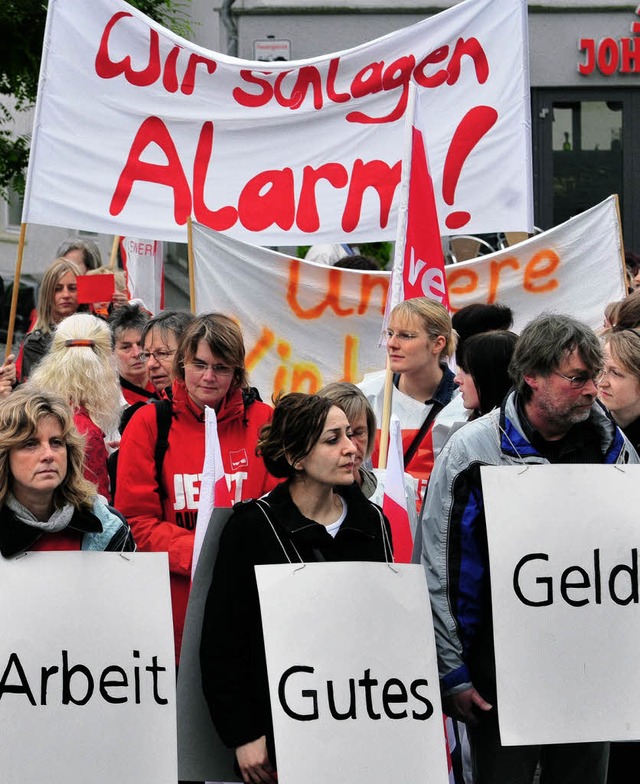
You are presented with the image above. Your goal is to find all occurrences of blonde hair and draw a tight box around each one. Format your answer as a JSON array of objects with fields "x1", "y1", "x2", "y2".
[
  {"x1": 29, "y1": 313, "x2": 122, "y2": 435},
  {"x1": 390, "y1": 298, "x2": 456, "y2": 359},
  {"x1": 0, "y1": 387, "x2": 96, "y2": 509},
  {"x1": 602, "y1": 328, "x2": 640, "y2": 383},
  {"x1": 34, "y1": 257, "x2": 82, "y2": 333}
]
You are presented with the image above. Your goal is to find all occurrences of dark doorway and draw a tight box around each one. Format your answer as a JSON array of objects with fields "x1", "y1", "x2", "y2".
[{"x1": 532, "y1": 88, "x2": 640, "y2": 254}]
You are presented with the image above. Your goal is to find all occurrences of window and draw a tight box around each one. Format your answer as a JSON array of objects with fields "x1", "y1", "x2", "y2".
[{"x1": 5, "y1": 187, "x2": 23, "y2": 231}]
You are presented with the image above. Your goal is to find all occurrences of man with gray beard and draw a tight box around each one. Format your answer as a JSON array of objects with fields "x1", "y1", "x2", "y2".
[{"x1": 420, "y1": 314, "x2": 638, "y2": 784}]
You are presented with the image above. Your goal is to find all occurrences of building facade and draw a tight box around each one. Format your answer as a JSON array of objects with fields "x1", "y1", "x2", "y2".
[
  {"x1": 1, "y1": 0, "x2": 637, "y2": 285},
  {"x1": 218, "y1": 0, "x2": 640, "y2": 252}
]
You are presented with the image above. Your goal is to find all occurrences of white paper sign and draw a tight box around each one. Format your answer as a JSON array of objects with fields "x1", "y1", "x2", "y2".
[
  {"x1": 482, "y1": 464, "x2": 640, "y2": 745},
  {"x1": 0, "y1": 551, "x2": 177, "y2": 783},
  {"x1": 256, "y1": 561, "x2": 449, "y2": 784}
]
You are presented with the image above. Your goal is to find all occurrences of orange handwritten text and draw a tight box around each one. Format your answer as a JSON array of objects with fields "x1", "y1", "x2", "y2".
[
  {"x1": 286, "y1": 260, "x2": 389, "y2": 320},
  {"x1": 245, "y1": 327, "x2": 361, "y2": 395},
  {"x1": 446, "y1": 248, "x2": 561, "y2": 311}
]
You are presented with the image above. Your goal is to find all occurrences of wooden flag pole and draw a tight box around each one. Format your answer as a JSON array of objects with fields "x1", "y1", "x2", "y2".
[
  {"x1": 5, "y1": 222, "x2": 28, "y2": 360},
  {"x1": 107, "y1": 235, "x2": 119, "y2": 270},
  {"x1": 187, "y1": 217, "x2": 196, "y2": 314},
  {"x1": 377, "y1": 359, "x2": 394, "y2": 470}
]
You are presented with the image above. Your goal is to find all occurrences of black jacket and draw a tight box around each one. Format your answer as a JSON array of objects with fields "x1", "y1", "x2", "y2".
[
  {"x1": 0, "y1": 500, "x2": 134, "y2": 558},
  {"x1": 200, "y1": 480, "x2": 392, "y2": 761}
]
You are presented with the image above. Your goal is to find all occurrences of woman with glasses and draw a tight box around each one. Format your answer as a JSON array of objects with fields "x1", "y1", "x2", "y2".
[
  {"x1": 140, "y1": 309, "x2": 196, "y2": 396},
  {"x1": 358, "y1": 297, "x2": 457, "y2": 512},
  {"x1": 114, "y1": 312, "x2": 277, "y2": 662},
  {"x1": 597, "y1": 328, "x2": 640, "y2": 451}
]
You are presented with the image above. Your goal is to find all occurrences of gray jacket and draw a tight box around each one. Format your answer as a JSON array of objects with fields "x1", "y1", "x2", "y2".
[{"x1": 420, "y1": 390, "x2": 637, "y2": 698}]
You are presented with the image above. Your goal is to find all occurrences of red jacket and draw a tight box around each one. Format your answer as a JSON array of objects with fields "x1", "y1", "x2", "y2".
[
  {"x1": 120, "y1": 376, "x2": 159, "y2": 406},
  {"x1": 114, "y1": 380, "x2": 276, "y2": 660},
  {"x1": 74, "y1": 407, "x2": 110, "y2": 501}
]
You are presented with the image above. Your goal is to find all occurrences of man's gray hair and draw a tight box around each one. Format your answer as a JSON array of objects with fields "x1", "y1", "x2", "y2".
[{"x1": 509, "y1": 314, "x2": 603, "y2": 400}]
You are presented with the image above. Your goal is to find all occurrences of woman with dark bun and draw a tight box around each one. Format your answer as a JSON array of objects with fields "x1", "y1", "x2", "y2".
[{"x1": 200, "y1": 393, "x2": 393, "y2": 784}]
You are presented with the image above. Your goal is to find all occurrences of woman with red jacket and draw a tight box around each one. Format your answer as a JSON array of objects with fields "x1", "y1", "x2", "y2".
[{"x1": 115, "y1": 313, "x2": 277, "y2": 661}]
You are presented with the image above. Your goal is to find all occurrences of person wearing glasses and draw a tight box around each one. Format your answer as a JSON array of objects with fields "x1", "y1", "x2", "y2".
[
  {"x1": 140, "y1": 309, "x2": 196, "y2": 396},
  {"x1": 420, "y1": 315, "x2": 637, "y2": 784},
  {"x1": 107, "y1": 303, "x2": 158, "y2": 406},
  {"x1": 358, "y1": 297, "x2": 457, "y2": 512},
  {"x1": 114, "y1": 312, "x2": 276, "y2": 662}
]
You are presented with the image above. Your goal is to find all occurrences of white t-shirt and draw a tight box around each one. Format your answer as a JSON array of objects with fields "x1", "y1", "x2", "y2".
[{"x1": 325, "y1": 496, "x2": 347, "y2": 538}]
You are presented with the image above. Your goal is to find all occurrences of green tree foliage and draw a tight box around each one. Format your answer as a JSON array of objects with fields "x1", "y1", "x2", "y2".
[{"x1": 0, "y1": 0, "x2": 191, "y2": 197}]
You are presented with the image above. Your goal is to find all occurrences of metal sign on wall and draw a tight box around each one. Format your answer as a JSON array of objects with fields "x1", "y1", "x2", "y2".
[
  {"x1": 579, "y1": 7, "x2": 640, "y2": 76},
  {"x1": 253, "y1": 37, "x2": 291, "y2": 61}
]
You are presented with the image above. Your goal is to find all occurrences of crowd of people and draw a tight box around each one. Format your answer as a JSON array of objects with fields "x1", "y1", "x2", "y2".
[{"x1": 1, "y1": 237, "x2": 639, "y2": 784}]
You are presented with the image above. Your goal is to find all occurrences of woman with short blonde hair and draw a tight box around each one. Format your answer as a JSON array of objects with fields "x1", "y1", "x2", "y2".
[
  {"x1": 598, "y1": 328, "x2": 640, "y2": 450},
  {"x1": 358, "y1": 297, "x2": 457, "y2": 512}
]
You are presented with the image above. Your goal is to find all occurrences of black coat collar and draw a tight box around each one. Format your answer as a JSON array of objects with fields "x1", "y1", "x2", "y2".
[
  {"x1": 0, "y1": 504, "x2": 102, "y2": 558},
  {"x1": 260, "y1": 480, "x2": 379, "y2": 541}
]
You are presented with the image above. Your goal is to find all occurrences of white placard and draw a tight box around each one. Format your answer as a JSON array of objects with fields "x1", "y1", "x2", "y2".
[
  {"x1": 482, "y1": 464, "x2": 640, "y2": 745},
  {"x1": 256, "y1": 561, "x2": 449, "y2": 784},
  {"x1": 0, "y1": 551, "x2": 176, "y2": 783}
]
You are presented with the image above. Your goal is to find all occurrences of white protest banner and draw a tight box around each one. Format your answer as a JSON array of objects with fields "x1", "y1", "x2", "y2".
[
  {"x1": 255, "y1": 562, "x2": 449, "y2": 784},
  {"x1": 482, "y1": 464, "x2": 640, "y2": 745},
  {"x1": 23, "y1": 0, "x2": 532, "y2": 244},
  {"x1": 192, "y1": 196, "x2": 625, "y2": 400},
  {"x1": 0, "y1": 551, "x2": 176, "y2": 783},
  {"x1": 445, "y1": 195, "x2": 626, "y2": 331},
  {"x1": 120, "y1": 236, "x2": 164, "y2": 313}
]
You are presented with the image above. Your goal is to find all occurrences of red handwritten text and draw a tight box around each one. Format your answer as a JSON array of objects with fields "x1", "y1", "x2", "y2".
[
  {"x1": 95, "y1": 12, "x2": 217, "y2": 94},
  {"x1": 109, "y1": 118, "x2": 401, "y2": 234}
]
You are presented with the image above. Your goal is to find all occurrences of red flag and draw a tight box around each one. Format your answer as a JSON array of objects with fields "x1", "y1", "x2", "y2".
[
  {"x1": 382, "y1": 83, "x2": 450, "y2": 339},
  {"x1": 381, "y1": 415, "x2": 413, "y2": 563}
]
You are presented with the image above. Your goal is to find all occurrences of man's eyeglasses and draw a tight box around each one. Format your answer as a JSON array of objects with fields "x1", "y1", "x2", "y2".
[
  {"x1": 552, "y1": 371, "x2": 599, "y2": 389},
  {"x1": 139, "y1": 349, "x2": 176, "y2": 363},
  {"x1": 184, "y1": 361, "x2": 235, "y2": 377}
]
